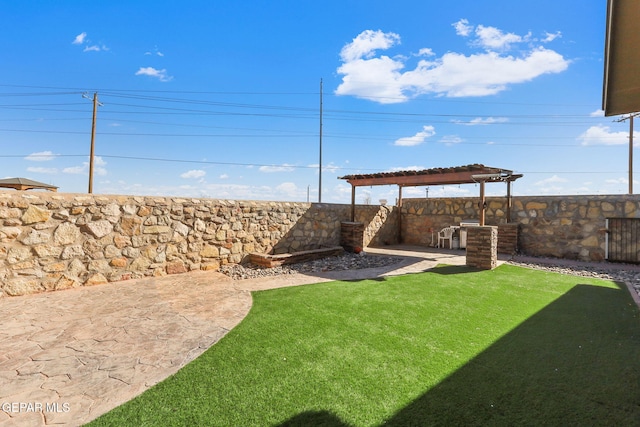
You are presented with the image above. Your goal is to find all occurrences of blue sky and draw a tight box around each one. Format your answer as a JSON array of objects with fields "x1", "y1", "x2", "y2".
[{"x1": 0, "y1": 0, "x2": 631, "y2": 203}]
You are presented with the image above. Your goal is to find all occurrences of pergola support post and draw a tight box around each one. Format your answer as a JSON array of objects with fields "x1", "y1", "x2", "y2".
[
  {"x1": 397, "y1": 185, "x2": 403, "y2": 243},
  {"x1": 350, "y1": 185, "x2": 356, "y2": 222},
  {"x1": 479, "y1": 180, "x2": 486, "y2": 226}
]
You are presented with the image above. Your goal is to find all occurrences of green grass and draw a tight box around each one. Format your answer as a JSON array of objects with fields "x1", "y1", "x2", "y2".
[{"x1": 88, "y1": 265, "x2": 640, "y2": 426}]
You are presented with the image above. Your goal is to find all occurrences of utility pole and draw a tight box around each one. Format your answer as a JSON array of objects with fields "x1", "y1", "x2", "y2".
[
  {"x1": 83, "y1": 92, "x2": 102, "y2": 193},
  {"x1": 318, "y1": 78, "x2": 323, "y2": 203},
  {"x1": 616, "y1": 113, "x2": 638, "y2": 194}
]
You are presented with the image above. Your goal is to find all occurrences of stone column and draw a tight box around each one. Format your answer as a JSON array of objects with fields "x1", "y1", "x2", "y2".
[
  {"x1": 341, "y1": 221, "x2": 364, "y2": 252},
  {"x1": 466, "y1": 226, "x2": 498, "y2": 270},
  {"x1": 497, "y1": 223, "x2": 519, "y2": 255}
]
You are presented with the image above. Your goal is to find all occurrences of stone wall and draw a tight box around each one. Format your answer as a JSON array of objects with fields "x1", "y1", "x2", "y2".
[
  {"x1": 0, "y1": 192, "x2": 395, "y2": 296},
  {"x1": 402, "y1": 195, "x2": 640, "y2": 262}
]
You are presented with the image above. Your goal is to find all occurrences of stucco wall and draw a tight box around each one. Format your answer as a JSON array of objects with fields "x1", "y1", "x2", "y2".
[{"x1": 0, "y1": 192, "x2": 395, "y2": 296}]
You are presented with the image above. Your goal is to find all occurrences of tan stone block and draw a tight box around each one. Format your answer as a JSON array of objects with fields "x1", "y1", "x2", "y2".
[
  {"x1": 166, "y1": 260, "x2": 187, "y2": 275},
  {"x1": 2, "y1": 278, "x2": 41, "y2": 295},
  {"x1": 1, "y1": 226, "x2": 21, "y2": 240},
  {"x1": 120, "y1": 216, "x2": 142, "y2": 236},
  {"x1": 601, "y1": 202, "x2": 615, "y2": 212},
  {"x1": 86, "y1": 219, "x2": 113, "y2": 238},
  {"x1": 201, "y1": 260, "x2": 220, "y2": 271},
  {"x1": 7, "y1": 246, "x2": 31, "y2": 264},
  {"x1": 21, "y1": 229, "x2": 50, "y2": 245},
  {"x1": 21, "y1": 205, "x2": 51, "y2": 224},
  {"x1": 129, "y1": 257, "x2": 151, "y2": 272},
  {"x1": 54, "y1": 222, "x2": 80, "y2": 245},
  {"x1": 71, "y1": 206, "x2": 85, "y2": 215},
  {"x1": 586, "y1": 207, "x2": 601, "y2": 219},
  {"x1": 10, "y1": 259, "x2": 36, "y2": 270},
  {"x1": 113, "y1": 234, "x2": 131, "y2": 248},
  {"x1": 581, "y1": 235, "x2": 600, "y2": 247},
  {"x1": 54, "y1": 274, "x2": 79, "y2": 291},
  {"x1": 0, "y1": 207, "x2": 21, "y2": 219},
  {"x1": 110, "y1": 257, "x2": 128, "y2": 268},
  {"x1": 137, "y1": 205, "x2": 151, "y2": 216},
  {"x1": 85, "y1": 273, "x2": 108, "y2": 286},
  {"x1": 44, "y1": 262, "x2": 66, "y2": 273},
  {"x1": 200, "y1": 244, "x2": 219, "y2": 258},
  {"x1": 625, "y1": 201, "x2": 638, "y2": 215},
  {"x1": 525, "y1": 202, "x2": 547, "y2": 210},
  {"x1": 143, "y1": 225, "x2": 171, "y2": 234}
]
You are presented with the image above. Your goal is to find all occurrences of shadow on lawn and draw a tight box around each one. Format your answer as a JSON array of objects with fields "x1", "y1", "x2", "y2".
[
  {"x1": 426, "y1": 265, "x2": 480, "y2": 275},
  {"x1": 281, "y1": 281, "x2": 640, "y2": 426},
  {"x1": 277, "y1": 410, "x2": 352, "y2": 427},
  {"x1": 382, "y1": 282, "x2": 640, "y2": 426}
]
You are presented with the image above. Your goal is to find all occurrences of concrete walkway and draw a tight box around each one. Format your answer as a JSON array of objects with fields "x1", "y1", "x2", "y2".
[{"x1": 0, "y1": 246, "x2": 468, "y2": 427}]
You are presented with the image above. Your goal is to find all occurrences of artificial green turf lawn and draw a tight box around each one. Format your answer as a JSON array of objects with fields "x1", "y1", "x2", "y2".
[{"x1": 88, "y1": 264, "x2": 640, "y2": 426}]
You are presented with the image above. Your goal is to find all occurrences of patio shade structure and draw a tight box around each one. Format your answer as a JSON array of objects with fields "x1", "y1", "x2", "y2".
[
  {"x1": 338, "y1": 164, "x2": 522, "y2": 241},
  {"x1": 0, "y1": 178, "x2": 58, "y2": 192}
]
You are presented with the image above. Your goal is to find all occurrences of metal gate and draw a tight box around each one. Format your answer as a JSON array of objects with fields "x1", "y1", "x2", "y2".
[{"x1": 607, "y1": 218, "x2": 640, "y2": 263}]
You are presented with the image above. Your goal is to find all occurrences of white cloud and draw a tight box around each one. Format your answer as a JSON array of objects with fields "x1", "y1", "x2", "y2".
[
  {"x1": 180, "y1": 169, "x2": 206, "y2": 179},
  {"x1": 542, "y1": 31, "x2": 562, "y2": 43},
  {"x1": 578, "y1": 125, "x2": 633, "y2": 146},
  {"x1": 26, "y1": 167, "x2": 58, "y2": 174},
  {"x1": 534, "y1": 175, "x2": 568, "y2": 186},
  {"x1": 63, "y1": 156, "x2": 107, "y2": 176},
  {"x1": 387, "y1": 165, "x2": 425, "y2": 172},
  {"x1": 439, "y1": 135, "x2": 463, "y2": 145},
  {"x1": 454, "y1": 117, "x2": 508, "y2": 126},
  {"x1": 474, "y1": 25, "x2": 524, "y2": 50},
  {"x1": 63, "y1": 166, "x2": 85, "y2": 175},
  {"x1": 83, "y1": 45, "x2": 103, "y2": 52},
  {"x1": 339, "y1": 29, "x2": 401, "y2": 63},
  {"x1": 259, "y1": 164, "x2": 295, "y2": 173},
  {"x1": 453, "y1": 19, "x2": 473, "y2": 37},
  {"x1": 25, "y1": 151, "x2": 56, "y2": 161},
  {"x1": 72, "y1": 32, "x2": 87, "y2": 45},
  {"x1": 590, "y1": 109, "x2": 605, "y2": 117},
  {"x1": 72, "y1": 32, "x2": 108, "y2": 52},
  {"x1": 145, "y1": 47, "x2": 165, "y2": 57},
  {"x1": 336, "y1": 23, "x2": 569, "y2": 102},
  {"x1": 417, "y1": 48, "x2": 435, "y2": 57},
  {"x1": 219, "y1": 174, "x2": 229, "y2": 179},
  {"x1": 135, "y1": 67, "x2": 173, "y2": 82},
  {"x1": 394, "y1": 125, "x2": 436, "y2": 146},
  {"x1": 307, "y1": 162, "x2": 340, "y2": 174},
  {"x1": 275, "y1": 182, "x2": 299, "y2": 198}
]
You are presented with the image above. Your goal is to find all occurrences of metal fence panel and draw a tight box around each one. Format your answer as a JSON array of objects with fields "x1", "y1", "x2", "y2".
[{"x1": 607, "y1": 217, "x2": 640, "y2": 263}]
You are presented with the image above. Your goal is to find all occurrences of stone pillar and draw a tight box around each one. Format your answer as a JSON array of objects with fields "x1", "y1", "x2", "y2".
[
  {"x1": 341, "y1": 221, "x2": 364, "y2": 252},
  {"x1": 497, "y1": 223, "x2": 519, "y2": 255},
  {"x1": 466, "y1": 226, "x2": 498, "y2": 270}
]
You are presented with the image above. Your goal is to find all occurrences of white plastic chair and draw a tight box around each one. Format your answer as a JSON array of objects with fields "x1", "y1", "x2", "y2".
[{"x1": 437, "y1": 227, "x2": 456, "y2": 249}]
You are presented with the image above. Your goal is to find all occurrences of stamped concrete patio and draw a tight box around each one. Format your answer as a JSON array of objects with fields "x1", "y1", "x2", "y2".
[{"x1": 0, "y1": 246, "x2": 471, "y2": 426}]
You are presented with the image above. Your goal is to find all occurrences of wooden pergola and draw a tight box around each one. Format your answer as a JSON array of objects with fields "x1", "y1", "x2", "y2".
[
  {"x1": 0, "y1": 178, "x2": 58, "y2": 192},
  {"x1": 338, "y1": 164, "x2": 522, "y2": 238}
]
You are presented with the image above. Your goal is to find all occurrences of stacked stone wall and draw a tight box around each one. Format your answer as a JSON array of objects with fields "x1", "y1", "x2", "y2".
[
  {"x1": 0, "y1": 192, "x2": 395, "y2": 296},
  {"x1": 402, "y1": 195, "x2": 640, "y2": 261}
]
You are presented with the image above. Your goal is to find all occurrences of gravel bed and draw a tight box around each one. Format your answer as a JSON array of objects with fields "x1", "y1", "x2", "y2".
[
  {"x1": 219, "y1": 252, "x2": 402, "y2": 280},
  {"x1": 218, "y1": 251, "x2": 640, "y2": 300},
  {"x1": 508, "y1": 260, "x2": 640, "y2": 298}
]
